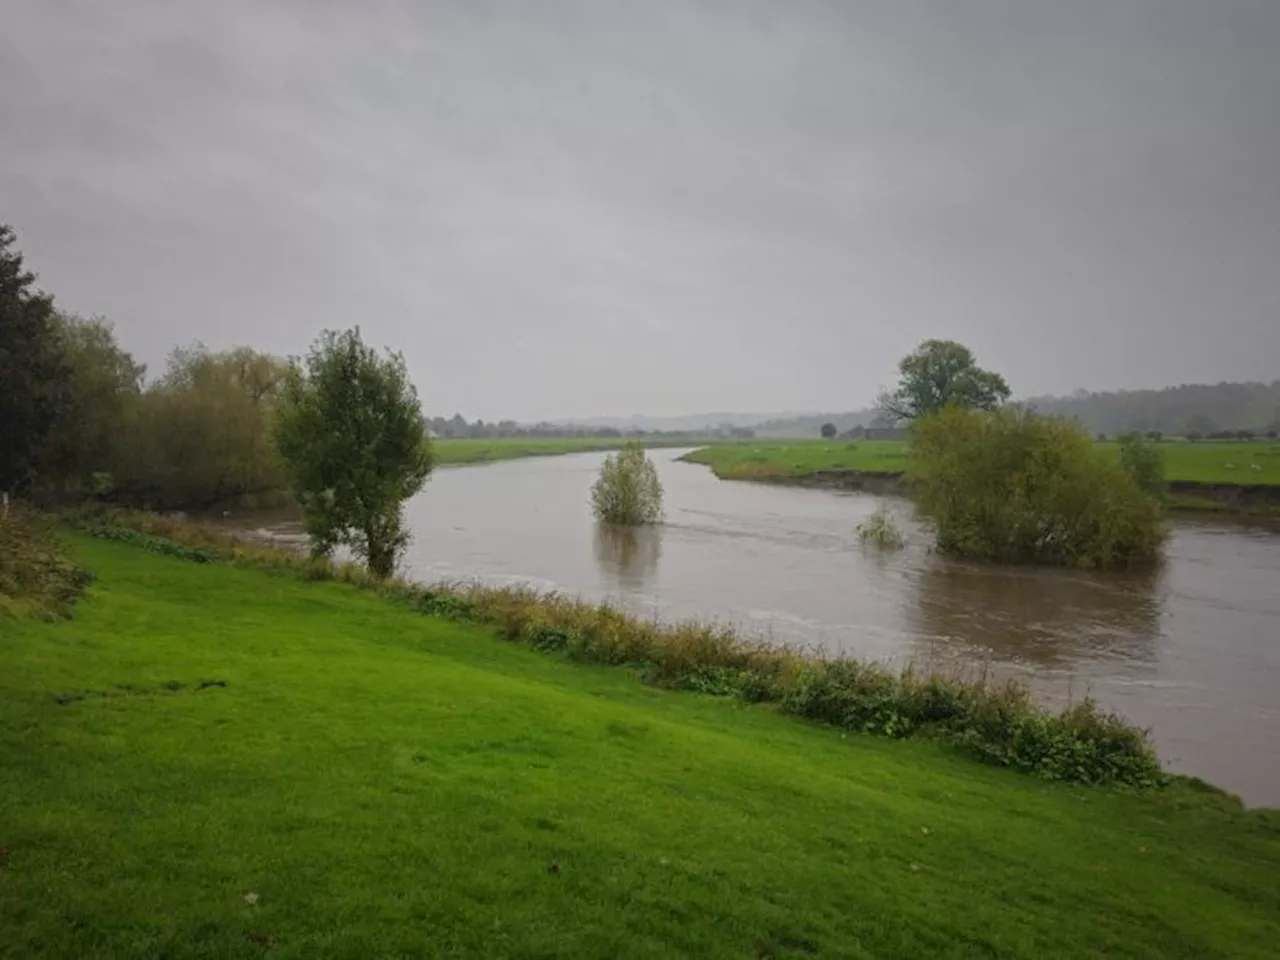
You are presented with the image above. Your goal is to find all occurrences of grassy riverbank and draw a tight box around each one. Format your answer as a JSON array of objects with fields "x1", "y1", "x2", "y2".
[
  {"x1": 4, "y1": 536, "x2": 1279, "y2": 957},
  {"x1": 680, "y1": 440, "x2": 910, "y2": 479},
  {"x1": 681, "y1": 439, "x2": 1280, "y2": 512},
  {"x1": 434, "y1": 436, "x2": 703, "y2": 465}
]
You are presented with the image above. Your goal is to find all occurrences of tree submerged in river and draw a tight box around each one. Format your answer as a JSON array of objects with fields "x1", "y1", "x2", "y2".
[
  {"x1": 909, "y1": 406, "x2": 1166, "y2": 570},
  {"x1": 591, "y1": 443, "x2": 664, "y2": 526}
]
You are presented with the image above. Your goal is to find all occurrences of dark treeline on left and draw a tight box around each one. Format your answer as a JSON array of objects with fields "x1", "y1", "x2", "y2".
[
  {"x1": 0, "y1": 224, "x2": 721, "y2": 512},
  {"x1": 1, "y1": 223, "x2": 292, "y2": 509}
]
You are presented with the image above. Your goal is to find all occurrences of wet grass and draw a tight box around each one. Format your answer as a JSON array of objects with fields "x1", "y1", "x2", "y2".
[
  {"x1": 679, "y1": 440, "x2": 909, "y2": 479},
  {"x1": 1151, "y1": 441, "x2": 1280, "y2": 484},
  {"x1": 434, "y1": 437, "x2": 700, "y2": 465},
  {"x1": 682, "y1": 439, "x2": 1280, "y2": 488},
  {"x1": 3, "y1": 536, "x2": 1279, "y2": 958}
]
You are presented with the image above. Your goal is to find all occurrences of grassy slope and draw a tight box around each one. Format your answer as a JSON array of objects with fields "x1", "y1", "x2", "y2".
[
  {"x1": 682, "y1": 439, "x2": 1280, "y2": 486},
  {"x1": 3, "y1": 540, "x2": 1279, "y2": 959},
  {"x1": 434, "y1": 437, "x2": 700, "y2": 465}
]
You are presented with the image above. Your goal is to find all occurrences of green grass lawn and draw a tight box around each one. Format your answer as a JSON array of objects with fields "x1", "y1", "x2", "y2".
[
  {"x1": 3, "y1": 539, "x2": 1278, "y2": 958},
  {"x1": 681, "y1": 439, "x2": 1280, "y2": 487},
  {"x1": 680, "y1": 441, "x2": 911, "y2": 479},
  {"x1": 1153, "y1": 441, "x2": 1280, "y2": 484},
  {"x1": 434, "y1": 437, "x2": 700, "y2": 465}
]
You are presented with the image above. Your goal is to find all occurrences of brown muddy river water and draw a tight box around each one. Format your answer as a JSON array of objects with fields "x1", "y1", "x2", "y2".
[{"x1": 235, "y1": 449, "x2": 1280, "y2": 806}]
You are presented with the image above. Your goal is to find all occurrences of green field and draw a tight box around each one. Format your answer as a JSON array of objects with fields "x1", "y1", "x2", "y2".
[
  {"x1": 3, "y1": 538, "x2": 1278, "y2": 957},
  {"x1": 682, "y1": 439, "x2": 1280, "y2": 487},
  {"x1": 434, "y1": 436, "x2": 700, "y2": 465},
  {"x1": 680, "y1": 440, "x2": 910, "y2": 478}
]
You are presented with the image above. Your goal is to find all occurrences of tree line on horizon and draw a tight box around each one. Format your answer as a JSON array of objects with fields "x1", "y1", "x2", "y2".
[{"x1": 772, "y1": 380, "x2": 1280, "y2": 441}]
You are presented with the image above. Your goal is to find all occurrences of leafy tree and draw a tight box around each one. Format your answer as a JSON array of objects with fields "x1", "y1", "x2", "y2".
[
  {"x1": 878, "y1": 339, "x2": 1010, "y2": 424},
  {"x1": 909, "y1": 406, "x2": 1165, "y2": 569},
  {"x1": 119, "y1": 344, "x2": 289, "y2": 508},
  {"x1": 34, "y1": 314, "x2": 145, "y2": 497},
  {"x1": 820, "y1": 422, "x2": 837, "y2": 439},
  {"x1": 591, "y1": 443, "x2": 663, "y2": 525},
  {"x1": 0, "y1": 225, "x2": 68, "y2": 498},
  {"x1": 275, "y1": 328, "x2": 433, "y2": 577}
]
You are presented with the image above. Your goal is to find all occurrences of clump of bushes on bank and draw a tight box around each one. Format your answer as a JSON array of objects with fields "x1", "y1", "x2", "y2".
[
  {"x1": 909, "y1": 407, "x2": 1167, "y2": 569},
  {"x1": 1, "y1": 505, "x2": 92, "y2": 619},
  {"x1": 67, "y1": 507, "x2": 1164, "y2": 788}
]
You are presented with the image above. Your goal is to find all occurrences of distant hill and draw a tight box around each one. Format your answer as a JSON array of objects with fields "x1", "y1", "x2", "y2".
[
  {"x1": 553, "y1": 412, "x2": 809, "y2": 433},
  {"x1": 463, "y1": 380, "x2": 1280, "y2": 441},
  {"x1": 554, "y1": 410, "x2": 882, "y2": 438},
  {"x1": 744, "y1": 411, "x2": 878, "y2": 438},
  {"x1": 1026, "y1": 381, "x2": 1280, "y2": 436}
]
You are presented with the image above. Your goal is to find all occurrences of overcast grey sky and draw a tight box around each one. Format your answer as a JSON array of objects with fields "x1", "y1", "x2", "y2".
[{"x1": 2, "y1": 1, "x2": 1277, "y2": 420}]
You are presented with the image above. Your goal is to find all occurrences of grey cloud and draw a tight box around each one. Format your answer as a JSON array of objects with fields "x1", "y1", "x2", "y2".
[{"x1": 2, "y1": 0, "x2": 1277, "y2": 419}]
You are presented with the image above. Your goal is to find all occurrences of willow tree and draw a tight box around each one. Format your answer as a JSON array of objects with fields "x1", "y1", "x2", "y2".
[{"x1": 275, "y1": 328, "x2": 434, "y2": 578}]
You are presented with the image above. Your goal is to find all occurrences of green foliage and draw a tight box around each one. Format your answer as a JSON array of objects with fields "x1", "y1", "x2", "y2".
[
  {"x1": 909, "y1": 407, "x2": 1167, "y2": 569},
  {"x1": 878, "y1": 339, "x2": 1011, "y2": 424},
  {"x1": 1118, "y1": 432, "x2": 1168, "y2": 501},
  {"x1": 119, "y1": 344, "x2": 289, "y2": 509},
  {"x1": 22, "y1": 326, "x2": 288, "y2": 511},
  {"x1": 856, "y1": 505, "x2": 906, "y2": 549},
  {"x1": 32, "y1": 314, "x2": 145, "y2": 498},
  {"x1": 780, "y1": 666, "x2": 1162, "y2": 786},
  {"x1": 0, "y1": 224, "x2": 68, "y2": 494},
  {"x1": 590, "y1": 442, "x2": 664, "y2": 525},
  {"x1": 275, "y1": 327, "x2": 434, "y2": 577},
  {"x1": 76, "y1": 522, "x2": 215, "y2": 563},
  {"x1": 819, "y1": 421, "x2": 837, "y2": 439},
  {"x1": 0, "y1": 504, "x2": 92, "y2": 619}
]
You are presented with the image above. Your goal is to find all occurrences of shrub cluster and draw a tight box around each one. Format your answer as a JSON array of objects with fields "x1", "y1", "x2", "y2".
[
  {"x1": 1, "y1": 506, "x2": 93, "y2": 619},
  {"x1": 76, "y1": 522, "x2": 216, "y2": 564},
  {"x1": 910, "y1": 407, "x2": 1167, "y2": 569},
  {"x1": 69, "y1": 507, "x2": 1166, "y2": 789},
  {"x1": 856, "y1": 506, "x2": 905, "y2": 550},
  {"x1": 591, "y1": 443, "x2": 663, "y2": 525}
]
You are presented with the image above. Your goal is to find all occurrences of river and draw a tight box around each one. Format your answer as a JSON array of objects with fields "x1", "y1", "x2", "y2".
[{"x1": 238, "y1": 449, "x2": 1280, "y2": 805}]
